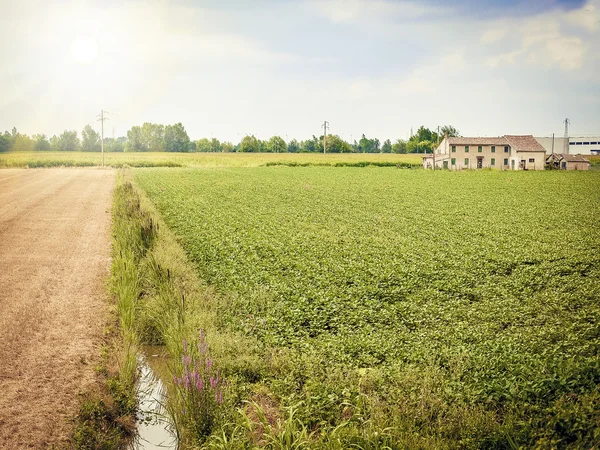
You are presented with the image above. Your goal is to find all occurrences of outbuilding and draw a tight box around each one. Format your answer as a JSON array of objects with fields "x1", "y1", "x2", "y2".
[{"x1": 546, "y1": 153, "x2": 591, "y2": 170}]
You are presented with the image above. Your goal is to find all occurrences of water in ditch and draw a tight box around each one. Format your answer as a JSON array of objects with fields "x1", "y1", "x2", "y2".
[{"x1": 131, "y1": 347, "x2": 178, "y2": 450}]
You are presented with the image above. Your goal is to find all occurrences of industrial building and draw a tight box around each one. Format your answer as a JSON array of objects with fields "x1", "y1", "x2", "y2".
[{"x1": 535, "y1": 136, "x2": 600, "y2": 156}]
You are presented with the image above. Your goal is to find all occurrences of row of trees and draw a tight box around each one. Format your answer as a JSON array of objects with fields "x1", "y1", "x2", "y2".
[
  {"x1": 0, "y1": 126, "x2": 126, "y2": 153},
  {"x1": 0, "y1": 124, "x2": 459, "y2": 154}
]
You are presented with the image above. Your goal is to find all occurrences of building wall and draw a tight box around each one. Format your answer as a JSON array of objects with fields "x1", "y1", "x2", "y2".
[
  {"x1": 447, "y1": 143, "x2": 510, "y2": 169},
  {"x1": 535, "y1": 136, "x2": 600, "y2": 156},
  {"x1": 515, "y1": 151, "x2": 546, "y2": 170},
  {"x1": 564, "y1": 161, "x2": 590, "y2": 171}
]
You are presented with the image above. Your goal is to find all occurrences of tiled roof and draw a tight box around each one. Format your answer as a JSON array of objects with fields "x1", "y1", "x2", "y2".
[
  {"x1": 562, "y1": 154, "x2": 590, "y2": 162},
  {"x1": 504, "y1": 135, "x2": 546, "y2": 152},
  {"x1": 444, "y1": 135, "x2": 546, "y2": 152},
  {"x1": 447, "y1": 137, "x2": 508, "y2": 146}
]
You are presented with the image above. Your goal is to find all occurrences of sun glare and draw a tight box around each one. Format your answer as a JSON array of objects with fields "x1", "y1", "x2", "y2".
[{"x1": 70, "y1": 36, "x2": 98, "y2": 64}]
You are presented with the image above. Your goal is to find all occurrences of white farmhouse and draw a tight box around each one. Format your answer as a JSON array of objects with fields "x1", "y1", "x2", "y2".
[{"x1": 423, "y1": 135, "x2": 546, "y2": 170}]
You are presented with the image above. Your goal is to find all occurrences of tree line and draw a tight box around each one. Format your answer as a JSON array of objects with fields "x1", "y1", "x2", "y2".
[{"x1": 0, "y1": 123, "x2": 459, "y2": 154}]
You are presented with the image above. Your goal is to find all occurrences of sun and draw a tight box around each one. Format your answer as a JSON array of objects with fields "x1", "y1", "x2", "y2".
[{"x1": 70, "y1": 36, "x2": 98, "y2": 64}]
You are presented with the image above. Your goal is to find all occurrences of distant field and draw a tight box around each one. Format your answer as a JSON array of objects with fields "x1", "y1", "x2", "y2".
[
  {"x1": 135, "y1": 167, "x2": 600, "y2": 447},
  {"x1": 0, "y1": 151, "x2": 423, "y2": 168}
]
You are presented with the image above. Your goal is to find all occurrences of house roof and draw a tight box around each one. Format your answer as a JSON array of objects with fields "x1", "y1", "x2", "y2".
[
  {"x1": 446, "y1": 137, "x2": 508, "y2": 146},
  {"x1": 562, "y1": 154, "x2": 590, "y2": 163},
  {"x1": 443, "y1": 135, "x2": 546, "y2": 152},
  {"x1": 504, "y1": 135, "x2": 546, "y2": 152},
  {"x1": 546, "y1": 153, "x2": 590, "y2": 163}
]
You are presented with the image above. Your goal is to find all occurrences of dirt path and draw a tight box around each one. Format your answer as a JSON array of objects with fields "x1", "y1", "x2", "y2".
[{"x1": 0, "y1": 168, "x2": 115, "y2": 449}]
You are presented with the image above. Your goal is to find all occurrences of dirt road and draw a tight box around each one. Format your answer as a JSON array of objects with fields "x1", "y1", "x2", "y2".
[{"x1": 0, "y1": 168, "x2": 115, "y2": 449}]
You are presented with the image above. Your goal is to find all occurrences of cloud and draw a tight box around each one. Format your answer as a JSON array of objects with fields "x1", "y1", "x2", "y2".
[
  {"x1": 565, "y1": 1, "x2": 600, "y2": 31},
  {"x1": 483, "y1": 1, "x2": 599, "y2": 71},
  {"x1": 481, "y1": 28, "x2": 507, "y2": 44},
  {"x1": 309, "y1": 0, "x2": 448, "y2": 24}
]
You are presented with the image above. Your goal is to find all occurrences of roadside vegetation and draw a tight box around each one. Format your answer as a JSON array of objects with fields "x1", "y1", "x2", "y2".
[
  {"x1": 129, "y1": 167, "x2": 600, "y2": 448},
  {"x1": 0, "y1": 151, "x2": 422, "y2": 169}
]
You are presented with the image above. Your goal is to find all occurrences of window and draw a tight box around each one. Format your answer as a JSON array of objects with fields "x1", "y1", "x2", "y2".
[
  {"x1": 451, "y1": 145, "x2": 456, "y2": 152},
  {"x1": 465, "y1": 146, "x2": 469, "y2": 152},
  {"x1": 478, "y1": 146, "x2": 482, "y2": 152},
  {"x1": 491, "y1": 146, "x2": 496, "y2": 153},
  {"x1": 504, "y1": 146, "x2": 509, "y2": 153},
  {"x1": 464, "y1": 158, "x2": 469, "y2": 166},
  {"x1": 569, "y1": 142, "x2": 576, "y2": 145},
  {"x1": 528, "y1": 158, "x2": 535, "y2": 163},
  {"x1": 451, "y1": 157, "x2": 456, "y2": 165},
  {"x1": 504, "y1": 158, "x2": 508, "y2": 165},
  {"x1": 591, "y1": 142, "x2": 598, "y2": 145},
  {"x1": 576, "y1": 142, "x2": 583, "y2": 145},
  {"x1": 583, "y1": 142, "x2": 590, "y2": 145},
  {"x1": 491, "y1": 158, "x2": 495, "y2": 166}
]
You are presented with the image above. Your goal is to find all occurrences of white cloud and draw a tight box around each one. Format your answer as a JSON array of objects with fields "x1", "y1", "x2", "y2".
[
  {"x1": 566, "y1": 2, "x2": 600, "y2": 32},
  {"x1": 310, "y1": 0, "x2": 447, "y2": 24},
  {"x1": 481, "y1": 28, "x2": 507, "y2": 44},
  {"x1": 482, "y1": 2, "x2": 599, "y2": 72}
]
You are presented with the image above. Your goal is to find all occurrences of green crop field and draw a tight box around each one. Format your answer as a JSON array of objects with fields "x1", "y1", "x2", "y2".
[
  {"x1": 0, "y1": 151, "x2": 422, "y2": 168},
  {"x1": 134, "y1": 167, "x2": 600, "y2": 447}
]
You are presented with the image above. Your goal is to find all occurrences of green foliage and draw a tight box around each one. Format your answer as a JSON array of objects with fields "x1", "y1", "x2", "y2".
[
  {"x1": 33, "y1": 134, "x2": 51, "y2": 151},
  {"x1": 358, "y1": 134, "x2": 380, "y2": 153},
  {"x1": 81, "y1": 124, "x2": 101, "y2": 152},
  {"x1": 0, "y1": 133, "x2": 11, "y2": 152},
  {"x1": 268, "y1": 136, "x2": 287, "y2": 153},
  {"x1": 238, "y1": 135, "x2": 261, "y2": 153},
  {"x1": 391, "y1": 138, "x2": 407, "y2": 154},
  {"x1": 57, "y1": 129, "x2": 81, "y2": 151},
  {"x1": 381, "y1": 139, "x2": 392, "y2": 153},
  {"x1": 135, "y1": 168, "x2": 600, "y2": 447}
]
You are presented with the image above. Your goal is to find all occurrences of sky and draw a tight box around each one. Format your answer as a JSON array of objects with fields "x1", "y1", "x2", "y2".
[{"x1": 1, "y1": 0, "x2": 599, "y2": 143}]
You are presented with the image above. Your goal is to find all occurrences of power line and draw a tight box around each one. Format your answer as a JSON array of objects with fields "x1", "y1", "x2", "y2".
[
  {"x1": 563, "y1": 118, "x2": 570, "y2": 155},
  {"x1": 322, "y1": 120, "x2": 329, "y2": 154},
  {"x1": 97, "y1": 110, "x2": 110, "y2": 167}
]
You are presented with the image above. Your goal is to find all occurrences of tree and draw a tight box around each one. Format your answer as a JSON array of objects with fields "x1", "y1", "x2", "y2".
[
  {"x1": 237, "y1": 135, "x2": 260, "y2": 153},
  {"x1": 141, "y1": 123, "x2": 166, "y2": 152},
  {"x1": 440, "y1": 125, "x2": 459, "y2": 138},
  {"x1": 221, "y1": 141, "x2": 234, "y2": 153},
  {"x1": 33, "y1": 134, "x2": 51, "y2": 151},
  {"x1": 287, "y1": 139, "x2": 300, "y2": 153},
  {"x1": 391, "y1": 139, "x2": 407, "y2": 154},
  {"x1": 268, "y1": 136, "x2": 287, "y2": 153},
  {"x1": 381, "y1": 139, "x2": 392, "y2": 153},
  {"x1": 125, "y1": 126, "x2": 145, "y2": 152},
  {"x1": 358, "y1": 134, "x2": 379, "y2": 153},
  {"x1": 12, "y1": 134, "x2": 35, "y2": 151},
  {"x1": 0, "y1": 134, "x2": 11, "y2": 152},
  {"x1": 164, "y1": 122, "x2": 192, "y2": 152},
  {"x1": 210, "y1": 138, "x2": 221, "y2": 153},
  {"x1": 105, "y1": 136, "x2": 126, "y2": 152},
  {"x1": 57, "y1": 130, "x2": 80, "y2": 151},
  {"x1": 50, "y1": 135, "x2": 60, "y2": 151},
  {"x1": 196, "y1": 138, "x2": 212, "y2": 152},
  {"x1": 81, "y1": 125, "x2": 101, "y2": 152}
]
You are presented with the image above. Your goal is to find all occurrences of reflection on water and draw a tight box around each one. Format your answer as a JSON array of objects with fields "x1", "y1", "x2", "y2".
[{"x1": 131, "y1": 348, "x2": 178, "y2": 450}]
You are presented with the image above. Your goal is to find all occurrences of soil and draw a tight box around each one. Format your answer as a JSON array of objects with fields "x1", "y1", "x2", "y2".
[{"x1": 0, "y1": 168, "x2": 115, "y2": 449}]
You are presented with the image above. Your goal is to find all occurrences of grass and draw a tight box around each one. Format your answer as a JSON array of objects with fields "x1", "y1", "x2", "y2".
[
  {"x1": 0, "y1": 151, "x2": 422, "y2": 168},
  {"x1": 131, "y1": 167, "x2": 600, "y2": 448}
]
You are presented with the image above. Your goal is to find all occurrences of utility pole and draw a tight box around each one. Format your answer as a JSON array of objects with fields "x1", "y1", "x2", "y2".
[
  {"x1": 322, "y1": 120, "x2": 329, "y2": 154},
  {"x1": 551, "y1": 133, "x2": 555, "y2": 155},
  {"x1": 563, "y1": 118, "x2": 570, "y2": 155},
  {"x1": 97, "y1": 110, "x2": 109, "y2": 167}
]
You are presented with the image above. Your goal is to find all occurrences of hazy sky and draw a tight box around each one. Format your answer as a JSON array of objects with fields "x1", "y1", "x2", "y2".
[{"x1": 1, "y1": 0, "x2": 599, "y2": 142}]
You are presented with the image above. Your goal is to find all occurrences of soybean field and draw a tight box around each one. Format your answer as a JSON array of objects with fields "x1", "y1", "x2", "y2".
[{"x1": 135, "y1": 167, "x2": 600, "y2": 447}]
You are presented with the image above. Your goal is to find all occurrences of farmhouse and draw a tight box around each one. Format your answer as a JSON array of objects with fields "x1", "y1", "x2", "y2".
[
  {"x1": 546, "y1": 153, "x2": 591, "y2": 171},
  {"x1": 423, "y1": 135, "x2": 546, "y2": 170}
]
